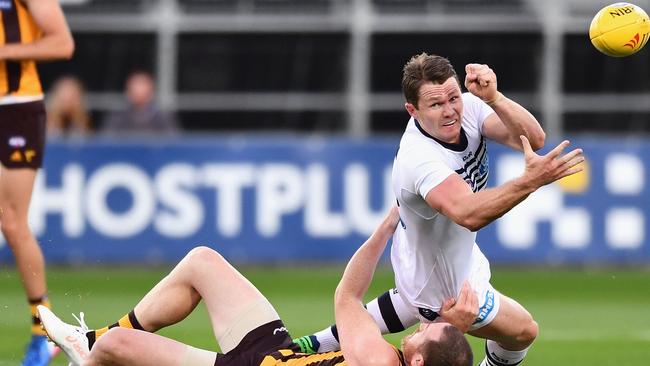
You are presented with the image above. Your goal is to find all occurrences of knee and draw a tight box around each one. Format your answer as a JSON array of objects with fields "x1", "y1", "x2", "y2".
[
  {"x1": 184, "y1": 246, "x2": 226, "y2": 267},
  {"x1": 0, "y1": 215, "x2": 26, "y2": 243},
  {"x1": 517, "y1": 318, "x2": 539, "y2": 347},
  {"x1": 88, "y1": 328, "x2": 130, "y2": 364}
]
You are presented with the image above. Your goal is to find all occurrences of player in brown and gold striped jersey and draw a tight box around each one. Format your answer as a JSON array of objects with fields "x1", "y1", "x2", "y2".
[
  {"x1": 1, "y1": 1, "x2": 73, "y2": 365},
  {"x1": 39, "y1": 208, "x2": 476, "y2": 366}
]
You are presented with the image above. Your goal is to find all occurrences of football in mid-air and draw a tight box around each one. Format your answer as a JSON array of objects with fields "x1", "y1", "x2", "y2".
[{"x1": 589, "y1": 2, "x2": 650, "y2": 57}]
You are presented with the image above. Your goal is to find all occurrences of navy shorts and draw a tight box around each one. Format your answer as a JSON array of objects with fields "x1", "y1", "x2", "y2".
[
  {"x1": 0, "y1": 100, "x2": 46, "y2": 169},
  {"x1": 214, "y1": 320, "x2": 295, "y2": 366}
]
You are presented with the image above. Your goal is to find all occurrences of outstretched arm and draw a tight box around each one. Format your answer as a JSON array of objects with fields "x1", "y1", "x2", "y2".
[
  {"x1": 426, "y1": 136, "x2": 584, "y2": 231},
  {"x1": 335, "y1": 208, "x2": 401, "y2": 366},
  {"x1": 0, "y1": 0, "x2": 74, "y2": 61}
]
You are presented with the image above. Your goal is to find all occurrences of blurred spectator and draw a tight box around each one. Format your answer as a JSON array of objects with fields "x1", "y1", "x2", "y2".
[
  {"x1": 101, "y1": 71, "x2": 179, "y2": 137},
  {"x1": 46, "y1": 76, "x2": 92, "y2": 139}
]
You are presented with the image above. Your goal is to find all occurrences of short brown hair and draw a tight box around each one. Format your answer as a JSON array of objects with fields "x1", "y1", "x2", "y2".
[
  {"x1": 419, "y1": 325, "x2": 473, "y2": 366},
  {"x1": 402, "y1": 53, "x2": 459, "y2": 108}
]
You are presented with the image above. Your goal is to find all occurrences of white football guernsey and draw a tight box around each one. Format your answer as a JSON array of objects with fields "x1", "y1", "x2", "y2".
[{"x1": 391, "y1": 93, "x2": 497, "y2": 320}]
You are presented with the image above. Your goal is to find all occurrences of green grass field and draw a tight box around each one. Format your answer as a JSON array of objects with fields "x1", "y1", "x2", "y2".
[{"x1": 1, "y1": 265, "x2": 649, "y2": 365}]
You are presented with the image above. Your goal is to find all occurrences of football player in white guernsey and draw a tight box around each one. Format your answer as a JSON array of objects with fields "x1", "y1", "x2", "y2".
[{"x1": 294, "y1": 53, "x2": 584, "y2": 366}]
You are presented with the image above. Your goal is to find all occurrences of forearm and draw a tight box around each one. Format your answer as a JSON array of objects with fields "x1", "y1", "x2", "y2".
[
  {"x1": 489, "y1": 94, "x2": 545, "y2": 149},
  {"x1": 454, "y1": 176, "x2": 536, "y2": 231},
  {"x1": 335, "y1": 218, "x2": 395, "y2": 301},
  {"x1": 0, "y1": 35, "x2": 73, "y2": 61}
]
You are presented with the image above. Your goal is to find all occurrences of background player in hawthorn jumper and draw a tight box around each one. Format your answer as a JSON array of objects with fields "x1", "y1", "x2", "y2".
[{"x1": 0, "y1": 0, "x2": 74, "y2": 365}]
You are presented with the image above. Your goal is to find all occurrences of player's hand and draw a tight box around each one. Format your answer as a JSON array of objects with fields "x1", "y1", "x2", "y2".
[
  {"x1": 520, "y1": 135, "x2": 585, "y2": 188},
  {"x1": 439, "y1": 281, "x2": 479, "y2": 333},
  {"x1": 464, "y1": 64, "x2": 499, "y2": 104}
]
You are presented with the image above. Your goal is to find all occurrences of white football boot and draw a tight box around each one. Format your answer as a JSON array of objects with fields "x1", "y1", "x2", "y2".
[{"x1": 37, "y1": 305, "x2": 90, "y2": 366}]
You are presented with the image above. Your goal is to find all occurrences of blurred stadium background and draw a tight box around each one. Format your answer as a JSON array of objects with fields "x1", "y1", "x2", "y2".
[{"x1": 1, "y1": 0, "x2": 650, "y2": 364}]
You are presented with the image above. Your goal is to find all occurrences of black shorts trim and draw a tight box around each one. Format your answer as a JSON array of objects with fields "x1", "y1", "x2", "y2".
[{"x1": 0, "y1": 100, "x2": 46, "y2": 169}]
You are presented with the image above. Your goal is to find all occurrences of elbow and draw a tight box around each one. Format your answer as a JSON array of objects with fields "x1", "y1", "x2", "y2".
[
  {"x1": 334, "y1": 285, "x2": 345, "y2": 307},
  {"x1": 61, "y1": 38, "x2": 75, "y2": 59},
  {"x1": 530, "y1": 130, "x2": 546, "y2": 151},
  {"x1": 457, "y1": 216, "x2": 485, "y2": 232}
]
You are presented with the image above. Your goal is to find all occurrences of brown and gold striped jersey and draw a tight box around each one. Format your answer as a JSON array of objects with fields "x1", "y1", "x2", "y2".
[
  {"x1": 0, "y1": 0, "x2": 43, "y2": 97},
  {"x1": 259, "y1": 346, "x2": 406, "y2": 366}
]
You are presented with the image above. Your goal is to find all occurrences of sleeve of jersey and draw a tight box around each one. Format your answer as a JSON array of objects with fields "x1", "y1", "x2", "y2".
[
  {"x1": 413, "y1": 159, "x2": 455, "y2": 199},
  {"x1": 464, "y1": 93, "x2": 495, "y2": 133}
]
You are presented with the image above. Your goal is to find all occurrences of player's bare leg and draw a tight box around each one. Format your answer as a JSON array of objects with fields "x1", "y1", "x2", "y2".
[
  {"x1": 85, "y1": 246, "x2": 279, "y2": 365},
  {"x1": 89, "y1": 328, "x2": 215, "y2": 366},
  {"x1": 129, "y1": 246, "x2": 278, "y2": 344},
  {"x1": 1, "y1": 167, "x2": 57, "y2": 366},
  {"x1": 0, "y1": 167, "x2": 46, "y2": 300},
  {"x1": 469, "y1": 293, "x2": 538, "y2": 365}
]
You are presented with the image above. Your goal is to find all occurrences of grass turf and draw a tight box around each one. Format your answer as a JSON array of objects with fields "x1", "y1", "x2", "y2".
[{"x1": 0, "y1": 266, "x2": 648, "y2": 365}]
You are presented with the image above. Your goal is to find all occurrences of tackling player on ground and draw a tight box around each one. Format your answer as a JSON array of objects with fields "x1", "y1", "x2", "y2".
[{"x1": 39, "y1": 208, "x2": 477, "y2": 366}]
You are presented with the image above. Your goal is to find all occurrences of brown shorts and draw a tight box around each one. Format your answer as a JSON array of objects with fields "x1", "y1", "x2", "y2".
[
  {"x1": 214, "y1": 320, "x2": 295, "y2": 366},
  {"x1": 0, "y1": 100, "x2": 46, "y2": 169}
]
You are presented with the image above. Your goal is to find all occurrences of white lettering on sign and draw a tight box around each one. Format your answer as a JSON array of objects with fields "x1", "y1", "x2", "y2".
[{"x1": 26, "y1": 162, "x2": 393, "y2": 241}]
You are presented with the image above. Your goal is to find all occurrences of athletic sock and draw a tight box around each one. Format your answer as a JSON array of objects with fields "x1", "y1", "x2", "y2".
[
  {"x1": 479, "y1": 340, "x2": 530, "y2": 366},
  {"x1": 293, "y1": 325, "x2": 339, "y2": 353},
  {"x1": 366, "y1": 288, "x2": 418, "y2": 334},
  {"x1": 294, "y1": 289, "x2": 418, "y2": 354},
  {"x1": 29, "y1": 296, "x2": 50, "y2": 336},
  {"x1": 293, "y1": 335, "x2": 320, "y2": 354},
  {"x1": 86, "y1": 310, "x2": 144, "y2": 349}
]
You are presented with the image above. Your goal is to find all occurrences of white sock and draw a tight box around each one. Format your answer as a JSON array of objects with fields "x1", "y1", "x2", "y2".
[
  {"x1": 479, "y1": 340, "x2": 529, "y2": 366},
  {"x1": 311, "y1": 288, "x2": 418, "y2": 353},
  {"x1": 312, "y1": 326, "x2": 340, "y2": 352},
  {"x1": 366, "y1": 288, "x2": 419, "y2": 334}
]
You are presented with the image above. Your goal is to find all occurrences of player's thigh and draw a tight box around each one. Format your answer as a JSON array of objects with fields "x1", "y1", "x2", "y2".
[
  {"x1": 91, "y1": 327, "x2": 215, "y2": 366},
  {"x1": 468, "y1": 293, "x2": 537, "y2": 346},
  {"x1": 182, "y1": 247, "x2": 280, "y2": 352}
]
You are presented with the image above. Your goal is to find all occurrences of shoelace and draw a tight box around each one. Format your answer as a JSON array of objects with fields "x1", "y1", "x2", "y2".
[{"x1": 71, "y1": 312, "x2": 89, "y2": 334}]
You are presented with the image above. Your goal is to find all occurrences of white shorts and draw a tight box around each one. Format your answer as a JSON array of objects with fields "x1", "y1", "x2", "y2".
[
  {"x1": 399, "y1": 244, "x2": 501, "y2": 331},
  {"x1": 466, "y1": 245, "x2": 500, "y2": 330}
]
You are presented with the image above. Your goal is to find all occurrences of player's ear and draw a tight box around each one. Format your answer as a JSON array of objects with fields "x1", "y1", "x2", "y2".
[
  {"x1": 405, "y1": 102, "x2": 418, "y2": 118},
  {"x1": 409, "y1": 353, "x2": 424, "y2": 366}
]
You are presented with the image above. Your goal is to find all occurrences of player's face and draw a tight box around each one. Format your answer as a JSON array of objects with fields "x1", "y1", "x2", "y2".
[
  {"x1": 405, "y1": 77, "x2": 463, "y2": 144},
  {"x1": 400, "y1": 322, "x2": 448, "y2": 362}
]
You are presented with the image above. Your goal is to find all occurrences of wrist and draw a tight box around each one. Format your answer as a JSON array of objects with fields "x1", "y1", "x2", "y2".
[
  {"x1": 484, "y1": 92, "x2": 503, "y2": 107},
  {"x1": 513, "y1": 175, "x2": 537, "y2": 194}
]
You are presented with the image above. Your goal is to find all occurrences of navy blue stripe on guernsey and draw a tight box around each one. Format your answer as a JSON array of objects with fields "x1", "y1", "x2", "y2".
[
  {"x1": 476, "y1": 173, "x2": 490, "y2": 192},
  {"x1": 463, "y1": 137, "x2": 486, "y2": 174},
  {"x1": 377, "y1": 291, "x2": 406, "y2": 333},
  {"x1": 454, "y1": 137, "x2": 488, "y2": 192},
  {"x1": 454, "y1": 137, "x2": 485, "y2": 177},
  {"x1": 466, "y1": 138, "x2": 487, "y2": 178},
  {"x1": 2, "y1": 0, "x2": 22, "y2": 93}
]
